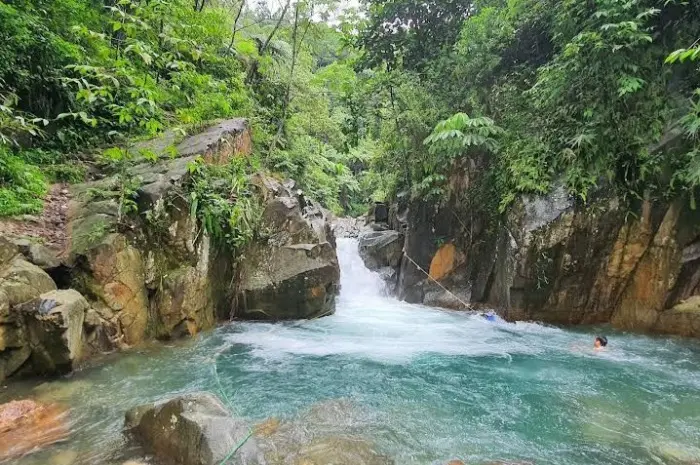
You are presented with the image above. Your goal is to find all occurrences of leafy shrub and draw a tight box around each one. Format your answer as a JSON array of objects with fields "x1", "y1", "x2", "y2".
[
  {"x1": 0, "y1": 147, "x2": 48, "y2": 216},
  {"x1": 185, "y1": 157, "x2": 261, "y2": 251}
]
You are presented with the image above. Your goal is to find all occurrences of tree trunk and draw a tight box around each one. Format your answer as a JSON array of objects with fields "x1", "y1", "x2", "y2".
[
  {"x1": 260, "y1": 0, "x2": 291, "y2": 55},
  {"x1": 227, "y1": 0, "x2": 246, "y2": 53},
  {"x1": 271, "y1": 2, "x2": 312, "y2": 152}
]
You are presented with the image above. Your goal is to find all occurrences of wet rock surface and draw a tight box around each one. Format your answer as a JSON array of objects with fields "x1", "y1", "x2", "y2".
[
  {"x1": 358, "y1": 230, "x2": 403, "y2": 271},
  {"x1": 333, "y1": 217, "x2": 370, "y2": 239},
  {"x1": 0, "y1": 237, "x2": 59, "y2": 380},
  {"x1": 18, "y1": 289, "x2": 87, "y2": 375},
  {"x1": 126, "y1": 392, "x2": 261, "y2": 465},
  {"x1": 0, "y1": 399, "x2": 69, "y2": 462},
  {"x1": 389, "y1": 180, "x2": 700, "y2": 336},
  {"x1": 255, "y1": 399, "x2": 394, "y2": 465},
  {"x1": 236, "y1": 175, "x2": 340, "y2": 320}
]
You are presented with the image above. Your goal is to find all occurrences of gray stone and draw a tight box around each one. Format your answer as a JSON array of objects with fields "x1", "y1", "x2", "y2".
[
  {"x1": 19, "y1": 289, "x2": 87, "y2": 374},
  {"x1": 333, "y1": 217, "x2": 369, "y2": 239},
  {"x1": 0, "y1": 243, "x2": 57, "y2": 308},
  {"x1": 359, "y1": 230, "x2": 404, "y2": 271},
  {"x1": 126, "y1": 392, "x2": 262, "y2": 465},
  {"x1": 238, "y1": 243, "x2": 339, "y2": 320},
  {"x1": 237, "y1": 175, "x2": 340, "y2": 321},
  {"x1": 176, "y1": 119, "x2": 248, "y2": 159},
  {"x1": 27, "y1": 243, "x2": 61, "y2": 270}
]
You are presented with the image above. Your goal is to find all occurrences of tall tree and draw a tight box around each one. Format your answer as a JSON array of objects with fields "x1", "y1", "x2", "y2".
[{"x1": 358, "y1": 0, "x2": 474, "y2": 70}]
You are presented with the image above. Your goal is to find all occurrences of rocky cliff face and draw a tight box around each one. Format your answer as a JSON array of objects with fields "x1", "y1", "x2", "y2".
[
  {"x1": 383, "y1": 185, "x2": 700, "y2": 337},
  {"x1": 235, "y1": 175, "x2": 340, "y2": 320},
  {"x1": 0, "y1": 119, "x2": 340, "y2": 382}
]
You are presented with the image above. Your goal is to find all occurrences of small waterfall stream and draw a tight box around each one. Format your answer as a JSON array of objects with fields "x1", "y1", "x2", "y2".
[{"x1": 4, "y1": 239, "x2": 700, "y2": 465}]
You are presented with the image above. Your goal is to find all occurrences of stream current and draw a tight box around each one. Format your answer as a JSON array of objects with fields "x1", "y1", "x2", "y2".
[{"x1": 4, "y1": 238, "x2": 700, "y2": 465}]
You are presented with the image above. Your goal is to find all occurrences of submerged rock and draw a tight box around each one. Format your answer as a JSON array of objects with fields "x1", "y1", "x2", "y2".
[
  {"x1": 125, "y1": 392, "x2": 262, "y2": 465},
  {"x1": 0, "y1": 399, "x2": 69, "y2": 462},
  {"x1": 236, "y1": 175, "x2": 340, "y2": 320},
  {"x1": 254, "y1": 398, "x2": 393, "y2": 465},
  {"x1": 289, "y1": 436, "x2": 393, "y2": 465}
]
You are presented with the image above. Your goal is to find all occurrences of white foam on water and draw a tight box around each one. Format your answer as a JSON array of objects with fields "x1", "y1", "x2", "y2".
[{"x1": 226, "y1": 238, "x2": 563, "y2": 363}]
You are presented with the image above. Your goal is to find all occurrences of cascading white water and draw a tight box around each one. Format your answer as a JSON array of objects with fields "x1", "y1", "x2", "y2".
[
  {"x1": 225, "y1": 238, "x2": 568, "y2": 362},
  {"x1": 336, "y1": 237, "x2": 388, "y2": 300}
]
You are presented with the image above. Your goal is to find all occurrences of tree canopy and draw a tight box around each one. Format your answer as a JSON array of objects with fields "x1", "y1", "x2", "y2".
[{"x1": 1, "y1": 0, "x2": 700, "y2": 221}]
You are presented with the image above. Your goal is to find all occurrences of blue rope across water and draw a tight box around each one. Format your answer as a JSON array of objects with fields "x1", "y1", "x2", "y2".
[{"x1": 212, "y1": 346, "x2": 254, "y2": 465}]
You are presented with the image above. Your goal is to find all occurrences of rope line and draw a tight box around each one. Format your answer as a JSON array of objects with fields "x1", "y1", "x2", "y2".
[
  {"x1": 218, "y1": 429, "x2": 255, "y2": 465},
  {"x1": 402, "y1": 250, "x2": 473, "y2": 310},
  {"x1": 212, "y1": 347, "x2": 254, "y2": 465}
]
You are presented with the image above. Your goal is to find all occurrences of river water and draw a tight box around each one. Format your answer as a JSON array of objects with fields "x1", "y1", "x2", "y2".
[{"x1": 4, "y1": 239, "x2": 700, "y2": 465}]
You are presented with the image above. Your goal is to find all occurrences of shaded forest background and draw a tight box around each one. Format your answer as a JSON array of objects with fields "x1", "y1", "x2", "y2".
[{"x1": 1, "y1": 0, "x2": 700, "y2": 232}]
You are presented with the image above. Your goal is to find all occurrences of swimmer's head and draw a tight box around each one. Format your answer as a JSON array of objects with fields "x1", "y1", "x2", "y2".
[{"x1": 594, "y1": 336, "x2": 608, "y2": 348}]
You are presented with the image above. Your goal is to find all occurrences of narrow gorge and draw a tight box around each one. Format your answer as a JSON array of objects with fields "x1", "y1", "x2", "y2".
[{"x1": 1, "y1": 0, "x2": 700, "y2": 464}]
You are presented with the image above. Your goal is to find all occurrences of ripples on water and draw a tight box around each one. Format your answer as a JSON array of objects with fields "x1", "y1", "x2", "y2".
[{"x1": 3, "y1": 239, "x2": 700, "y2": 465}]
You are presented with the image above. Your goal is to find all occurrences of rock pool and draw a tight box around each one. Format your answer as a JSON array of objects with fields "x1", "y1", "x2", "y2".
[{"x1": 3, "y1": 239, "x2": 700, "y2": 465}]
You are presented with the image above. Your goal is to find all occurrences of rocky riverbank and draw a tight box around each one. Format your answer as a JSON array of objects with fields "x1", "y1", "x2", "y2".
[{"x1": 0, "y1": 119, "x2": 340, "y2": 383}]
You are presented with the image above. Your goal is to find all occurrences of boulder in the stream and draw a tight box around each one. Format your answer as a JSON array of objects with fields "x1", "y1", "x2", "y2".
[
  {"x1": 236, "y1": 175, "x2": 340, "y2": 320},
  {"x1": 358, "y1": 230, "x2": 404, "y2": 271},
  {"x1": 653, "y1": 296, "x2": 700, "y2": 337},
  {"x1": 125, "y1": 392, "x2": 262, "y2": 465}
]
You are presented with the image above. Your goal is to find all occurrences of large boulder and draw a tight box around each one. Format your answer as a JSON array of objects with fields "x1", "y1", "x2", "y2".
[
  {"x1": 653, "y1": 296, "x2": 700, "y2": 337},
  {"x1": 0, "y1": 238, "x2": 57, "y2": 308},
  {"x1": 0, "y1": 237, "x2": 58, "y2": 380},
  {"x1": 66, "y1": 119, "x2": 252, "y2": 344},
  {"x1": 236, "y1": 176, "x2": 340, "y2": 320},
  {"x1": 358, "y1": 230, "x2": 404, "y2": 271},
  {"x1": 18, "y1": 289, "x2": 87, "y2": 375},
  {"x1": 125, "y1": 392, "x2": 261, "y2": 465},
  {"x1": 0, "y1": 399, "x2": 69, "y2": 462}
]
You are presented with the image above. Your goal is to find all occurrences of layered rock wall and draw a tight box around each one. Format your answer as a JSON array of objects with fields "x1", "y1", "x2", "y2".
[
  {"x1": 0, "y1": 119, "x2": 340, "y2": 382},
  {"x1": 386, "y1": 186, "x2": 700, "y2": 337}
]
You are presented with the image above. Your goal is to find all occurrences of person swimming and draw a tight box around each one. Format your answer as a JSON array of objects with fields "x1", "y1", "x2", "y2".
[{"x1": 594, "y1": 336, "x2": 608, "y2": 350}]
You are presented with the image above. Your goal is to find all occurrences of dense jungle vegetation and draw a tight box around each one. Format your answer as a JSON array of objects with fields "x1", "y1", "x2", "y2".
[{"x1": 1, "y1": 0, "x2": 699, "y2": 229}]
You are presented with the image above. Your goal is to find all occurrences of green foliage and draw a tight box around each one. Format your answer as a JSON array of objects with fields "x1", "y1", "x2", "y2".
[
  {"x1": 0, "y1": 146, "x2": 48, "y2": 216},
  {"x1": 186, "y1": 157, "x2": 261, "y2": 251},
  {"x1": 420, "y1": 113, "x2": 503, "y2": 199},
  {"x1": 100, "y1": 146, "x2": 141, "y2": 223},
  {"x1": 424, "y1": 113, "x2": 502, "y2": 155},
  {"x1": 358, "y1": 0, "x2": 472, "y2": 70},
  {"x1": 358, "y1": 0, "x2": 700, "y2": 213}
]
